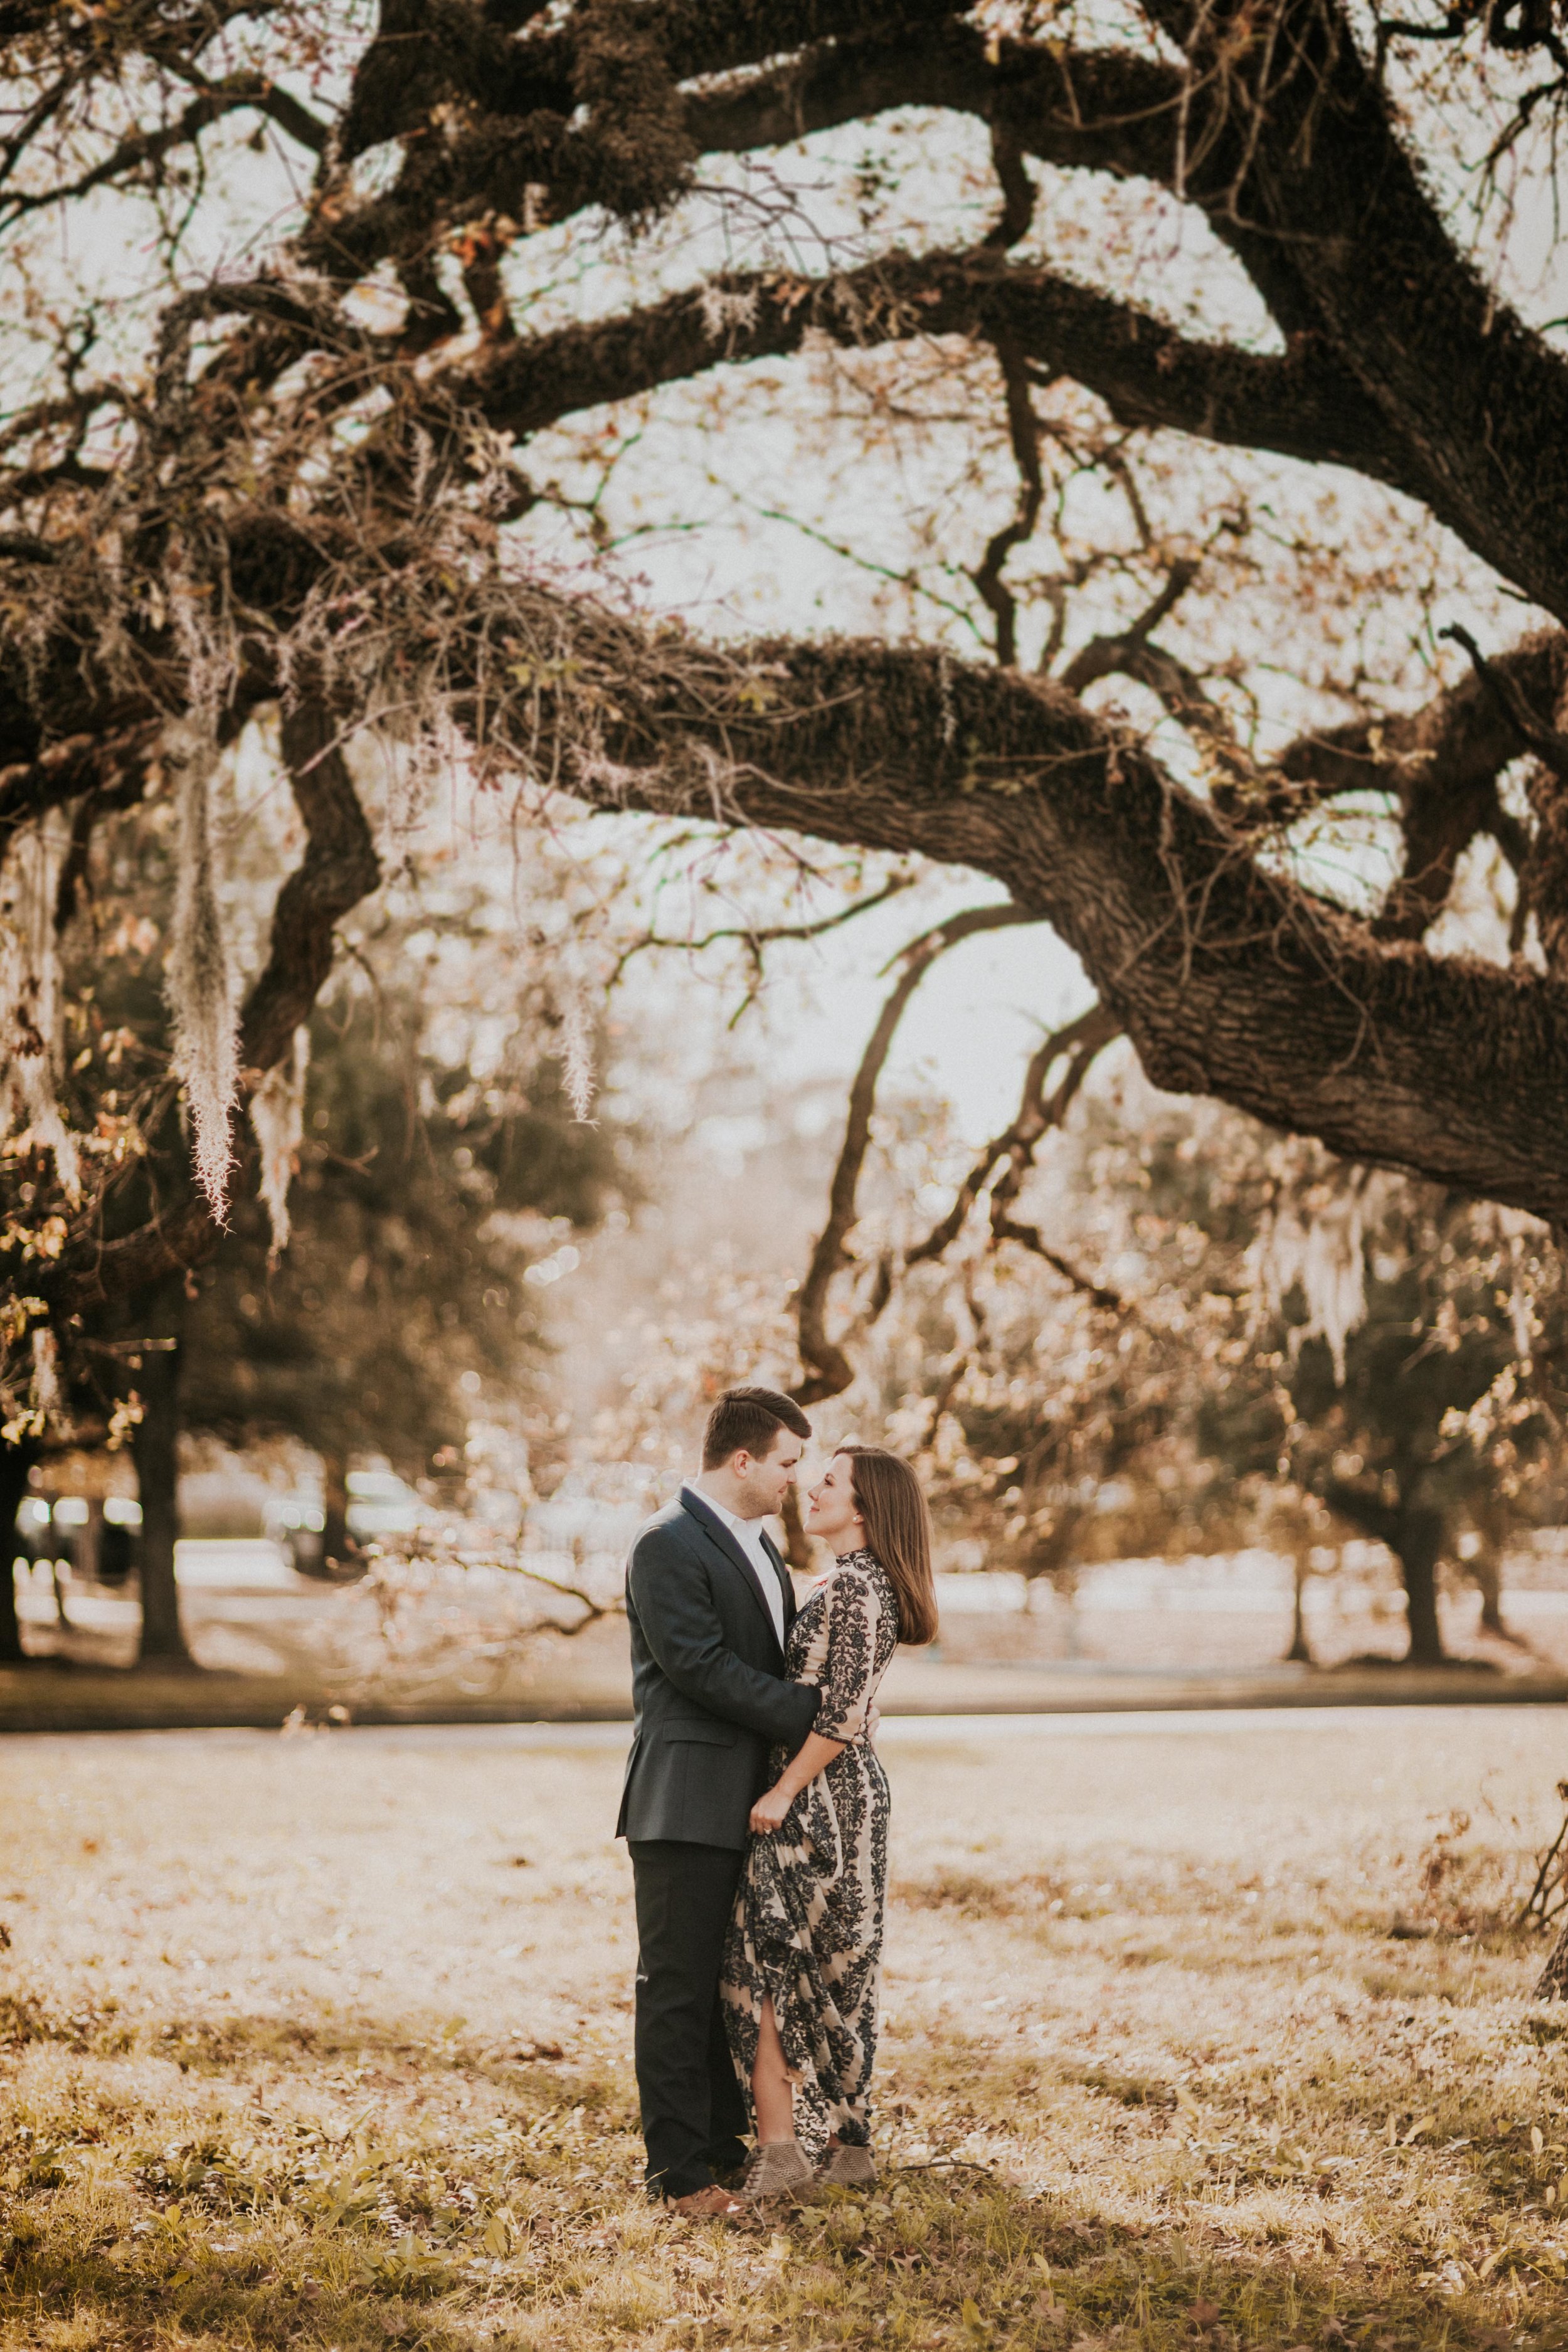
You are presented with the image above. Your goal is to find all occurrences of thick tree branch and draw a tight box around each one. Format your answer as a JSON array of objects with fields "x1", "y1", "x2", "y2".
[
  {"x1": 465, "y1": 250, "x2": 1414, "y2": 495},
  {"x1": 1134, "y1": 0, "x2": 1568, "y2": 617},
  {"x1": 240, "y1": 704, "x2": 382, "y2": 1075},
  {"x1": 1233, "y1": 631, "x2": 1568, "y2": 938},
  {"x1": 0, "y1": 724, "x2": 164, "y2": 856},
  {"x1": 684, "y1": 0, "x2": 1568, "y2": 615},
  {"x1": 482, "y1": 624, "x2": 1568, "y2": 1226},
  {"x1": 51, "y1": 704, "x2": 380, "y2": 1311},
  {"x1": 336, "y1": 0, "x2": 958, "y2": 164}
]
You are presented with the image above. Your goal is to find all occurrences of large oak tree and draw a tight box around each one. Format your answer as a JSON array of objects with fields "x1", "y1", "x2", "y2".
[{"x1": 4, "y1": 0, "x2": 1568, "y2": 1416}]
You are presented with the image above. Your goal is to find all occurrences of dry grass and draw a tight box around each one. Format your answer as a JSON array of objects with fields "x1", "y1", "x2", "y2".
[{"x1": 3, "y1": 1708, "x2": 1568, "y2": 2351}]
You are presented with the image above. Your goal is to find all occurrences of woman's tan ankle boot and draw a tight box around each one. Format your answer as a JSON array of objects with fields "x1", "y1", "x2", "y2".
[
  {"x1": 819, "y1": 2141, "x2": 876, "y2": 2186},
  {"x1": 743, "y1": 2141, "x2": 815, "y2": 2198}
]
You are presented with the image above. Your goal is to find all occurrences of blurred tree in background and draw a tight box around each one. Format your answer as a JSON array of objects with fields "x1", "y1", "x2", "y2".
[
  {"x1": 2, "y1": 770, "x2": 636, "y2": 1666},
  {"x1": 183, "y1": 977, "x2": 627, "y2": 1569},
  {"x1": 680, "y1": 997, "x2": 1568, "y2": 1660},
  {"x1": 1199, "y1": 1172, "x2": 1568, "y2": 1663}
]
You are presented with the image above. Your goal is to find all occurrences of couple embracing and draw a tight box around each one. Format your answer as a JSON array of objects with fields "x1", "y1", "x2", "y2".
[{"x1": 617, "y1": 1385, "x2": 938, "y2": 2218}]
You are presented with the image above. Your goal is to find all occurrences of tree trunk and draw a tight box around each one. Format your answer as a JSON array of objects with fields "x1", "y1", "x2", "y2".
[
  {"x1": 1393, "y1": 1504, "x2": 1447, "y2": 1665},
  {"x1": 321, "y1": 1441, "x2": 351, "y2": 1573},
  {"x1": 1470, "y1": 1545, "x2": 1507, "y2": 1638},
  {"x1": 1463, "y1": 1495, "x2": 1514, "y2": 1637},
  {"x1": 0, "y1": 1440, "x2": 36, "y2": 1665},
  {"x1": 778, "y1": 1481, "x2": 815, "y2": 1576},
  {"x1": 130, "y1": 1283, "x2": 191, "y2": 1668},
  {"x1": 1285, "y1": 1549, "x2": 1314, "y2": 1665}
]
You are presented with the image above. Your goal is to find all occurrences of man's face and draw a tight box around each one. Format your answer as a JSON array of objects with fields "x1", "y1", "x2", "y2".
[{"x1": 731, "y1": 1428, "x2": 803, "y2": 1519}]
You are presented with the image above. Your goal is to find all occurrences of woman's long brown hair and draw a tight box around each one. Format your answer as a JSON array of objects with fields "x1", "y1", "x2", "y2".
[{"x1": 837, "y1": 1444, "x2": 939, "y2": 1646}]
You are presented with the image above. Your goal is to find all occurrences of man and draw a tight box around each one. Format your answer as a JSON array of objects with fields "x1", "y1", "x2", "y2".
[{"x1": 617, "y1": 1385, "x2": 820, "y2": 2216}]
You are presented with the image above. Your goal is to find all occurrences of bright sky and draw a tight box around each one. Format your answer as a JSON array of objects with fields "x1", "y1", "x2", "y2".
[{"x1": 733, "y1": 886, "x2": 1093, "y2": 1146}]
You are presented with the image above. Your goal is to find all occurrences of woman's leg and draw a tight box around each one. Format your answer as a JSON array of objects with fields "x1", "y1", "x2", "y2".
[{"x1": 751, "y1": 1997, "x2": 795, "y2": 2144}]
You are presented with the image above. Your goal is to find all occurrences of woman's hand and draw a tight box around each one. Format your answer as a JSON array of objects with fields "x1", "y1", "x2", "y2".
[
  {"x1": 749, "y1": 1733, "x2": 845, "y2": 1835},
  {"x1": 750, "y1": 1782, "x2": 795, "y2": 1835}
]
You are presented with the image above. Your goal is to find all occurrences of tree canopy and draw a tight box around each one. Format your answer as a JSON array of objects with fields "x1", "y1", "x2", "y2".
[{"x1": 4, "y1": 0, "x2": 1568, "y2": 1399}]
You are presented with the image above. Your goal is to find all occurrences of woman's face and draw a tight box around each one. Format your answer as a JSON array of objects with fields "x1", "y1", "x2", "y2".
[{"x1": 805, "y1": 1454, "x2": 864, "y2": 1547}]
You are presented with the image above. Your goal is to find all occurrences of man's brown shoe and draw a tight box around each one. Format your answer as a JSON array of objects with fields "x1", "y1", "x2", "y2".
[{"x1": 669, "y1": 2185, "x2": 747, "y2": 2220}]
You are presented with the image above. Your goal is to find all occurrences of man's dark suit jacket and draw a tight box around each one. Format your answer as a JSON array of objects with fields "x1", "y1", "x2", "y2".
[{"x1": 617, "y1": 1490, "x2": 820, "y2": 1851}]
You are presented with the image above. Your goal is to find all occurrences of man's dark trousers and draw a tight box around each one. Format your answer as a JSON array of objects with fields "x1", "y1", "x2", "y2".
[{"x1": 630, "y1": 1839, "x2": 748, "y2": 2198}]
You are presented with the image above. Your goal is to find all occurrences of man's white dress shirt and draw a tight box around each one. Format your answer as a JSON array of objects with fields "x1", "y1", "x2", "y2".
[{"x1": 682, "y1": 1481, "x2": 786, "y2": 1648}]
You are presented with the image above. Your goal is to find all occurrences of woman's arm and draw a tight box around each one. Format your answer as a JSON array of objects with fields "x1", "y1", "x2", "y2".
[
  {"x1": 749, "y1": 1730, "x2": 845, "y2": 1834},
  {"x1": 748, "y1": 1574, "x2": 887, "y2": 1833}
]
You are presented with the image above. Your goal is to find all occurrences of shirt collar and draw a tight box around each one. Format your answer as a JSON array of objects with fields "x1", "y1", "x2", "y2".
[{"x1": 683, "y1": 1481, "x2": 763, "y2": 1544}]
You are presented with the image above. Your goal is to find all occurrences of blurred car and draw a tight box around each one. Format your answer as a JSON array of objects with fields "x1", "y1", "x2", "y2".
[
  {"x1": 265, "y1": 1468, "x2": 426, "y2": 1576},
  {"x1": 344, "y1": 1468, "x2": 425, "y2": 1540},
  {"x1": 263, "y1": 1496, "x2": 327, "y2": 1574},
  {"x1": 11, "y1": 1494, "x2": 142, "y2": 1584}
]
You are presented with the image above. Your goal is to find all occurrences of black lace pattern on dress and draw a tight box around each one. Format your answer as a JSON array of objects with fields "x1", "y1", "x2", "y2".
[{"x1": 720, "y1": 1549, "x2": 899, "y2": 2159}]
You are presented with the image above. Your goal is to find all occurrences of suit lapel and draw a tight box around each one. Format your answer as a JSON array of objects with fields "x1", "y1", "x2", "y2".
[
  {"x1": 681, "y1": 1491, "x2": 783, "y2": 1652},
  {"x1": 759, "y1": 1530, "x2": 795, "y2": 1631}
]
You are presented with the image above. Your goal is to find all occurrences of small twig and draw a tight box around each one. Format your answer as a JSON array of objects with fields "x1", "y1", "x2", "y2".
[
  {"x1": 889, "y1": 2158, "x2": 997, "y2": 2175},
  {"x1": 606, "y1": 872, "x2": 914, "y2": 990}
]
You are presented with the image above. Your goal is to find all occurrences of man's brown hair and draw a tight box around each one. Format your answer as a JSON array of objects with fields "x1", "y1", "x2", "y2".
[{"x1": 701, "y1": 1386, "x2": 812, "y2": 1468}]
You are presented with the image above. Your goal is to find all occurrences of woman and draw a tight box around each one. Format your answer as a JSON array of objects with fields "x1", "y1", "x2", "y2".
[{"x1": 720, "y1": 1443, "x2": 938, "y2": 2196}]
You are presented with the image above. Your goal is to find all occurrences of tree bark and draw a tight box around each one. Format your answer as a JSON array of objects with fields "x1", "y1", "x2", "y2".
[
  {"x1": 130, "y1": 1282, "x2": 191, "y2": 1668},
  {"x1": 0, "y1": 1440, "x2": 36, "y2": 1665},
  {"x1": 1393, "y1": 1505, "x2": 1447, "y2": 1666}
]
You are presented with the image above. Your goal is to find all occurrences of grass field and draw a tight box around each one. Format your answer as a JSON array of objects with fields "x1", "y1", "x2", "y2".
[{"x1": 3, "y1": 1708, "x2": 1568, "y2": 2351}]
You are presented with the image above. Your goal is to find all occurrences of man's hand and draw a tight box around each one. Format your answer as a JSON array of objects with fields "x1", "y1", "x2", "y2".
[{"x1": 749, "y1": 1782, "x2": 793, "y2": 1835}]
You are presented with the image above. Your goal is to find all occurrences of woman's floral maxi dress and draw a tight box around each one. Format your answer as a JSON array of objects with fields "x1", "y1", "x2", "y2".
[{"x1": 721, "y1": 1549, "x2": 899, "y2": 2161}]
